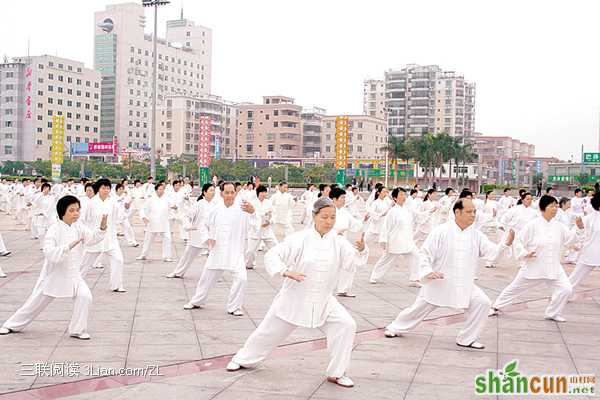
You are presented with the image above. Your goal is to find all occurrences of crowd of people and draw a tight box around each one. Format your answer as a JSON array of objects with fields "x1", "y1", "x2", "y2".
[{"x1": 0, "y1": 175, "x2": 598, "y2": 388}]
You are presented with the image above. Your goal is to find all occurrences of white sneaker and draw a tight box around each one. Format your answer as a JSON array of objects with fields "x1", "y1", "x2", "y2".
[
  {"x1": 184, "y1": 303, "x2": 202, "y2": 310},
  {"x1": 327, "y1": 375, "x2": 354, "y2": 388},
  {"x1": 165, "y1": 272, "x2": 181, "y2": 278},
  {"x1": 484, "y1": 262, "x2": 495, "y2": 268},
  {"x1": 408, "y1": 281, "x2": 423, "y2": 288},
  {"x1": 0, "y1": 327, "x2": 12, "y2": 335},
  {"x1": 0, "y1": 272, "x2": 6, "y2": 278},
  {"x1": 226, "y1": 361, "x2": 241, "y2": 371},
  {"x1": 545, "y1": 315, "x2": 567, "y2": 323},
  {"x1": 70, "y1": 332, "x2": 91, "y2": 340},
  {"x1": 163, "y1": 258, "x2": 174, "y2": 263},
  {"x1": 228, "y1": 309, "x2": 244, "y2": 317},
  {"x1": 369, "y1": 279, "x2": 377, "y2": 284},
  {"x1": 112, "y1": 288, "x2": 127, "y2": 293},
  {"x1": 136, "y1": 255, "x2": 146, "y2": 260}
]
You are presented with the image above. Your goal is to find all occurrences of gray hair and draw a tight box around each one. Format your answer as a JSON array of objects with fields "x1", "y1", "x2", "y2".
[{"x1": 312, "y1": 196, "x2": 335, "y2": 215}]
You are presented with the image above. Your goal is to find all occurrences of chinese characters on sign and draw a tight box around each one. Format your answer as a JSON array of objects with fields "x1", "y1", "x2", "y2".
[
  {"x1": 51, "y1": 115, "x2": 65, "y2": 182},
  {"x1": 335, "y1": 116, "x2": 349, "y2": 185},
  {"x1": 25, "y1": 66, "x2": 33, "y2": 119},
  {"x1": 583, "y1": 153, "x2": 600, "y2": 164},
  {"x1": 20, "y1": 362, "x2": 162, "y2": 378},
  {"x1": 88, "y1": 142, "x2": 115, "y2": 153},
  {"x1": 198, "y1": 116, "x2": 211, "y2": 184}
]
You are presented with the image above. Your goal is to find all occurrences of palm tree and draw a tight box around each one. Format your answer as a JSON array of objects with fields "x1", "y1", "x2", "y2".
[{"x1": 382, "y1": 135, "x2": 414, "y2": 186}]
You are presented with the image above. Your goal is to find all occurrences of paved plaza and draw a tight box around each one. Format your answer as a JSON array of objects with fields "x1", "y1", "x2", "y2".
[{"x1": 0, "y1": 202, "x2": 598, "y2": 399}]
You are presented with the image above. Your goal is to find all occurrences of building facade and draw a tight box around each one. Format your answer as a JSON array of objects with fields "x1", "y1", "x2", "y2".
[
  {"x1": 320, "y1": 115, "x2": 387, "y2": 162},
  {"x1": 368, "y1": 64, "x2": 475, "y2": 139},
  {"x1": 94, "y1": 3, "x2": 211, "y2": 153},
  {"x1": 363, "y1": 79, "x2": 385, "y2": 120},
  {"x1": 156, "y1": 94, "x2": 237, "y2": 159},
  {"x1": 0, "y1": 55, "x2": 101, "y2": 161},
  {"x1": 300, "y1": 107, "x2": 326, "y2": 159},
  {"x1": 237, "y1": 96, "x2": 302, "y2": 159}
]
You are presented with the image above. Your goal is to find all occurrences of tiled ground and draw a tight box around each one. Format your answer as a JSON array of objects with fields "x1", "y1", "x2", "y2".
[{"x1": 0, "y1": 198, "x2": 598, "y2": 399}]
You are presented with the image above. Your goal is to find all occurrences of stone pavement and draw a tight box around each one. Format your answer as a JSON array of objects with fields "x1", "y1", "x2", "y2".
[{"x1": 0, "y1": 202, "x2": 598, "y2": 399}]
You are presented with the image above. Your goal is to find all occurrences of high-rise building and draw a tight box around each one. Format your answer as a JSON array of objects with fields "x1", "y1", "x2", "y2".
[
  {"x1": 368, "y1": 64, "x2": 475, "y2": 138},
  {"x1": 301, "y1": 107, "x2": 326, "y2": 158},
  {"x1": 236, "y1": 96, "x2": 302, "y2": 159},
  {"x1": 320, "y1": 115, "x2": 387, "y2": 161},
  {"x1": 156, "y1": 94, "x2": 237, "y2": 159},
  {"x1": 363, "y1": 79, "x2": 385, "y2": 120},
  {"x1": 94, "y1": 3, "x2": 211, "y2": 153},
  {"x1": 0, "y1": 55, "x2": 101, "y2": 161},
  {"x1": 472, "y1": 134, "x2": 535, "y2": 186}
]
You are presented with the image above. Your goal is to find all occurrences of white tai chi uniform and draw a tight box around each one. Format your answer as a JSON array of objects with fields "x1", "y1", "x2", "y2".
[
  {"x1": 246, "y1": 197, "x2": 278, "y2": 269},
  {"x1": 2, "y1": 220, "x2": 105, "y2": 335},
  {"x1": 231, "y1": 228, "x2": 369, "y2": 377},
  {"x1": 271, "y1": 190, "x2": 295, "y2": 239},
  {"x1": 169, "y1": 189, "x2": 189, "y2": 241},
  {"x1": 139, "y1": 193, "x2": 173, "y2": 260},
  {"x1": 187, "y1": 202, "x2": 258, "y2": 312},
  {"x1": 493, "y1": 216, "x2": 581, "y2": 319},
  {"x1": 414, "y1": 200, "x2": 440, "y2": 242},
  {"x1": 171, "y1": 198, "x2": 214, "y2": 277},
  {"x1": 568, "y1": 209, "x2": 600, "y2": 292},
  {"x1": 116, "y1": 193, "x2": 138, "y2": 246},
  {"x1": 437, "y1": 195, "x2": 455, "y2": 225},
  {"x1": 80, "y1": 195, "x2": 125, "y2": 291},
  {"x1": 364, "y1": 198, "x2": 391, "y2": 243},
  {"x1": 333, "y1": 207, "x2": 364, "y2": 294},
  {"x1": 386, "y1": 221, "x2": 508, "y2": 346},
  {"x1": 30, "y1": 193, "x2": 56, "y2": 247},
  {"x1": 497, "y1": 195, "x2": 515, "y2": 223},
  {"x1": 370, "y1": 203, "x2": 420, "y2": 283}
]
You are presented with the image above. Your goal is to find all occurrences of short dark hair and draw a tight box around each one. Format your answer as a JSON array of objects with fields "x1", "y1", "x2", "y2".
[
  {"x1": 279, "y1": 181, "x2": 288, "y2": 186},
  {"x1": 392, "y1": 187, "x2": 406, "y2": 199},
  {"x1": 199, "y1": 183, "x2": 214, "y2": 200},
  {"x1": 503, "y1": 188, "x2": 511, "y2": 193},
  {"x1": 521, "y1": 191, "x2": 532, "y2": 200},
  {"x1": 591, "y1": 193, "x2": 600, "y2": 211},
  {"x1": 559, "y1": 197, "x2": 570, "y2": 208},
  {"x1": 410, "y1": 188, "x2": 418, "y2": 196},
  {"x1": 574, "y1": 188, "x2": 582, "y2": 195},
  {"x1": 375, "y1": 182, "x2": 384, "y2": 190},
  {"x1": 329, "y1": 187, "x2": 346, "y2": 200},
  {"x1": 155, "y1": 181, "x2": 165, "y2": 191},
  {"x1": 41, "y1": 183, "x2": 51, "y2": 191},
  {"x1": 545, "y1": 187, "x2": 553, "y2": 194},
  {"x1": 56, "y1": 195, "x2": 80, "y2": 220},
  {"x1": 539, "y1": 195, "x2": 558, "y2": 211},
  {"x1": 222, "y1": 181, "x2": 235, "y2": 190},
  {"x1": 485, "y1": 190, "x2": 493, "y2": 198},
  {"x1": 134, "y1": 179, "x2": 141, "y2": 185},
  {"x1": 234, "y1": 182, "x2": 242, "y2": 188},
  {"x1": 423, "y1": 189, "x2": 435, "y2": 202},
  {"x1": 172, "y1": 180, "x2": 181, "y2": 186},
  {"x1": 518, "y1": 189, "x2": 526, "y2": 196},
  {"x1": 147, "y1": 176, "x2": 154, "y2": 180},
  {"x1": 445, "y1": 187, "x2": 454, "y2": 195},
  {"x1": 256, "y1": 185, "x2": 268, "y2": 196},
  {"x1": 94, "y1": 178, "x2": 111, "y2": 194},
  {"x1": 84, "y1": 183, "x2": 94, "y2": 191},
  {"x1": 319, "y1": 184, "x2": 328, "y2": 192},
  {"x1": 115, "y1": 183, "x2": 124, "y2": 191},
  {"x1": 453, "y1": 198, "x2": 468, "y2": 214},
  {"x1": 459, "y1": 190, "x2": 473, "y2": 199}
]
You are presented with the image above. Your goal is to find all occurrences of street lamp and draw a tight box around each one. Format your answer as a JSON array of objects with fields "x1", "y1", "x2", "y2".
[{"x1": 142, "y1": 0, "x2": 170, "y2": 178}]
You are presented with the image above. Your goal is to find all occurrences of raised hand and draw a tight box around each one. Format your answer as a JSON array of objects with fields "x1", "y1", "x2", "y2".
[
  {"x1": 283, "y1": 270, "x2": 306, "y2": 282},
  {"x1": 241, "y1": 201, "x2": 255, "y2": 214},
  {"x1": 425, "y1": 271, "x2": 444, "y2": 280}
]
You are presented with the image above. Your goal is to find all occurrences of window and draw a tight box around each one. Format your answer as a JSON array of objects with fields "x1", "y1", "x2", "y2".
[
  {"x1": 358, "y1": 122, "x2": 363, "y2": 129},
  {"x1": 246, "y1": 144, "x2": 253, "y2": 152},
  {"x1": 273, "y1": 122, "x2": 278, "y2": 127},
  {"x1": 4, "y1": 146, "x2": 12, "y2": 155},
  {"x1": 274, "y1": 110, "x2": 279, "y2": 116}
]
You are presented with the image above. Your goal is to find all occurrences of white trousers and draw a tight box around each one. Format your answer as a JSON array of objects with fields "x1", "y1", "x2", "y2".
[
  {"x1": 370, "y1": 250, "x2": 420, "y2": 283},
  {"x1": 493, "y1": 269, "x2": 572, "y2": 319},
  {"x1": 246, "y1": 236, "x2": 277, "y2": 268},
  {"x1": 31, "y1": 216, "x2": 47, "y2": 239},
  {"x1": 569, "y1": 262, "x2": 597, "y2": 291},
  {"x1": 189, "y1": 268, "x2": 247, "y2": 313},
  {"x1": 172, "y1": 245, "x2": 203, "y2": 277},
  {"x1": 140, "y1": 231, "x2": 173, "y2": 259},
  {"x1": 233, "y1": 300, "x2": 356, "y2": 378},
  {"x1": 272, "y1": 223, "x2": 294, "y2": 241},
  {"x1": 170, "y1": 218, "x2": 188, "y2": 241},
  {"x1": 2, "y1": 281, "x2": 92, "y2": 335},
  {"x1": 0, "y1": 233, "x2": 7, "y2": 253},
  {"x1": 118, "y1": 219, "x2": 137, "y2": 245},
  {"x1": 387, "y1": 285, "x2": 491, "y2": 346},
  {"x1": 80, "y1": 248, "x2": 124, "y2": 291}
]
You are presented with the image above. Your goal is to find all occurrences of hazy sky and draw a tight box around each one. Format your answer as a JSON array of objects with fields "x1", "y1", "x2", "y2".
[{"x1": 2, "y1": 0, "x2": 599, "y2": 161}]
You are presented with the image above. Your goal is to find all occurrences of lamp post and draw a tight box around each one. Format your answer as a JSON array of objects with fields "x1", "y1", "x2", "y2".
[{"x1": 142, "y1": 0, "x2": 170, "y2": 178}]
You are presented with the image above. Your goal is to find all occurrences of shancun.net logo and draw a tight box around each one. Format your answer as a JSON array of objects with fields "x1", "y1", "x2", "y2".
[{"x1": 475, "y1": 360, "x2": 596, "y2": 396}]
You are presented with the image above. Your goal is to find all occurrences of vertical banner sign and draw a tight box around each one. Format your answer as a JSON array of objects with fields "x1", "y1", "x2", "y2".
[
  {"x1": 112, "y1": 135, "x2": 119, "y2": 157},
  {"x1": 50, "y1": 115, "x2": 65, "y2": 182},
  {"x1": 335, "y1": 116, "x2": 349, "y2": 185},
  {"x1": 198, "y1": 116, "x2": 211, "y2": 185}
]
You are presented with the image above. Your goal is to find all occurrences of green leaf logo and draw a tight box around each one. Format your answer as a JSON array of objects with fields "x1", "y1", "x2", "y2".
[{"x1": 504, "y1": 360, "x2": 518, "y2": 375}]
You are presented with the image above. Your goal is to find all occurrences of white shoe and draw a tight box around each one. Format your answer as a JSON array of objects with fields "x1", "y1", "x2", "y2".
[
  {"x1": 70, "y1": 332, "x2": 91, "y2": 340},
  {"x1": 369, "y1": 279, "x2": 377, "y2": 284},
  {"x1": 163, "y1": 258, "x2": 174, "y2": 263},
  {"x1": 165, "y1": 272, "x2": 182, "y2": 278},
  {"x1": 112, "y1": 288, "x2": 127, "y2": 293},
  {"x1": 0, "y1": 327, "x2": 12, "y2": 335},
  {"x1": 327, "y1": 375, "x2": 354, "y2": 388},
  {"x1": 136, "y1": 255, "x2": 146, "y2": 260},
  {"x1": 200, "y1": 250, "x2": 209, "y2": 256},
  {"x1": 130, "y1": 243, "x2": 140, "y2": 248},
  {"x1": 384, "y1": 329, "x2": 399, "y2": 338},
  {"x1": 408, "y1": 281, "x2": 423, "y2": 288},
  {"x1": 93, "y1": 264, "x2": 104, "y2": 269},
  {"x1": 0, "y1": 272, "x2": 6, "y2": 278},
  {"x1": 228, "y1": 309, "x2": 244, "y2": 317},
  {"x1": 457, "y1": 341, "x2": 485, "y2": 349},
  {"x1": 484, "y1": 263, "x2": 495, "y2": 268},
  {"x1": 184, "y1": 303, "x2": 203, "y2": 310},
  {"x1": 545, "y1": 315, "x2": 567, "y2": 323},
  {"x1": 0, "y1": 251, "x2": 12, "y2": 257},
  {"x1": 226, "y1": 361, "x2": 241, "y2": 371}
]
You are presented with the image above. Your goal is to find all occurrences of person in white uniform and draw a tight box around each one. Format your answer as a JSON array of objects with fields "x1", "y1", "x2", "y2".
[
  {"x1": 184, "y1": 182, "x2": 258, "y2": 316},
  {"x1": 246, "y1": 185, "x2": 278, "y2": 270},
  {"x1": 0, "y1": 232, "x2": 11, "y2": 277},
  {"x1": 114, "y1": 183, "x2": 139, "y2": 248},
  {"x1": 226, "y1": 197, "x2": 368, "y2": 388},
  {"x1": 270, "y1": 182, "x2": 296, "y2": 239},
  {"x1": 437, "y1": 188, "x2": 457, "y2": 225},
  {"x1": 369, "y1": 187, "x2": 421, "y2": 287},
  {"x1": 384, "y1": 199, "x2": 514, "y2": 350},
  {"x1": 364, "y1": 186, "x2": 391, "y2": 243},
  {"x1": 30, "y1": 183, "x2": 56, "y2": 248},
  {"x1": 497, "y1": 188, "x2": 515, "y2": 222},
  {"x1": 79, "y1": 179, "x2": 126, "y2": 292},
  {"x1": 137, "y1": 182, "x2": 175, "y2": 262},
  {"x1": 568, "y1": 193, "x2": 600, "y2": 295},
  {"x1": 491, "y1": 195, "x2": 584, "y2": 322},
  {"x1": 0, "y1": 195, "x2": 107, "y2": 339},
  {"x1": 328, "y1": 187, "x2": 364, "y2": 297},
  {"x1": 166, "y1": 183, "x2": 215, "y2": 278}
]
